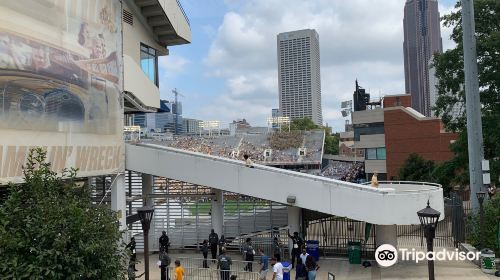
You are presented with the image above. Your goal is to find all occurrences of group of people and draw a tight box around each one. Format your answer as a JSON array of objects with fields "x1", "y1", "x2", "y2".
[
  {"x1": 339, "y1": 162, "x2": 366, "y2": 183},
  {"x1": 126, "y1": 231, "x2": 184, "y2": 280}
]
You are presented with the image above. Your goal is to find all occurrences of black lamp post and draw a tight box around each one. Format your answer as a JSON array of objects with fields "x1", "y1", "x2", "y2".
[
  {"x1": 476, "y1": 191, "x2": 486, "y2": 249},
  {"x1": 417, "y1": 201, "x2": 441, "y2": 280},
  {"x1": 137, "y1": 206, "x2": 155, "y2": 280}
]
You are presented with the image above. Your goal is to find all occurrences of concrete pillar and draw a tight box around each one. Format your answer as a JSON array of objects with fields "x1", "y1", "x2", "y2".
[
  {"x1": 211, "y1": 189, "x2": 224, "y2": 236},
  {"x1": 287, "y1": 206, "x2": 301, "y2": 256},
  {"x1": 111, "y1": 173, "x2": 127, "y2": 232},
  {"x1": 141, "y1": 173, "x2": 156, "y2": 252},
  {"x1": 375, "y1": 225, "x2": 398, "y2": 248}
]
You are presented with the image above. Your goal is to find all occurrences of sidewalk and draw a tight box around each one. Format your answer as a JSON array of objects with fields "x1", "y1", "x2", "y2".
[{"x1": 134, "y1": 252, "x2": 497, "y2": 280}]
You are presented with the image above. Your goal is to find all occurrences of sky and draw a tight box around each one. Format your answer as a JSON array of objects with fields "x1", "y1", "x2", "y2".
[{"x1": 159, "y1": 0, "x2": 458, "y2": 132}]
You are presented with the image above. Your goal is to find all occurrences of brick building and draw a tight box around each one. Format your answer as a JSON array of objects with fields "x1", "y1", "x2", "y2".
[{"x1": 351, "y1": 94, "x2": 457, "y2": 180}]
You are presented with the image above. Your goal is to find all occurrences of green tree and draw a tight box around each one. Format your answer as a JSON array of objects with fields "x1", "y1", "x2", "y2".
[
  {"x1": 324, "y1": 132, "x2": 340, "y2": 155},
  {"x1": 433, "y1": 0, "x2": 500, "y2": 186},
  {"x1": 0, "y1": 148, "x2": 127, "y2": 280},
  {"x1": 287, "y1": 118, "x2": 319, "y2": 131},
  {"x1": 397, "y1": 153, "x2": 436, "y2": 182},
  {"x1": 467, "y1": 195, "x2": 500, "y2": 254}
]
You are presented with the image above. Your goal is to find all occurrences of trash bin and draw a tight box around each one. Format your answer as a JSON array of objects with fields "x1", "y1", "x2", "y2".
[
  {"x1": 480, "y1": 249, "x2": 496, "y2": 274},
  {"x1": 282, "y1": 261, "x2": 292, "y2": 280},
  {"x1": 306, "y1": 240, "x2": 320, "y2": 261},
  {"x1": 348, "y1": 241, "x2": 362, "y2": 264}
]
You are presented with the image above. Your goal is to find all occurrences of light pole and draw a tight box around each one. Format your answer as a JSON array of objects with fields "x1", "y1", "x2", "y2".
[
  {"x1": 138, "y1": 206, "x2": 155, "y2": 280},
  {"x1": 417, "y1": 201, "x2": 441, "y2": 280},
  {"x1": 476, "y1": 191, "x2": 486, "y2": 249}
]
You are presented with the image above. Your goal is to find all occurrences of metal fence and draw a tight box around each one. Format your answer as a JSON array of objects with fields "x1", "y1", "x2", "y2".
[
  {"x1": 232, "y1": 227, "x2": 290, "y2": 258},
  {"x1": 306, "y1": 216, "x2": 376, "y2": 258},
  {"x1": 167, "y1": 265, "x2": 260, "y2": 280},
  {"x1": 397, "y1": 192, "x2": 469, "y2": 249}
]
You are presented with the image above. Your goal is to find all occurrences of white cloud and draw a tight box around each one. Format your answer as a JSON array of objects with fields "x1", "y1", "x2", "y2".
[
  {"x1": 200, "y1": 0, "x2": 455, "y2": 131},
  {"x1": 159, "y1": 55, "x2": 190, "y2": 76}
]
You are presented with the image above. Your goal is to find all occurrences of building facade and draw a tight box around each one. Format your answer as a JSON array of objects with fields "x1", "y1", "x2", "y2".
[
  {"x1": 351, "y1": 94, "x2": 457, "y2": 180},
  {"x1": 277, "y1": 29, "x2": 322, "y2": 126},
  {"x1": 403, "y1": 0, "x2": 442, "y2": 117}
]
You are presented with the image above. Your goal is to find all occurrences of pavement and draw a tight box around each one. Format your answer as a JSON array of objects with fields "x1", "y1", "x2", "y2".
[{"x1": 133, "y1": 252, "x2": 499, "y2": 279}]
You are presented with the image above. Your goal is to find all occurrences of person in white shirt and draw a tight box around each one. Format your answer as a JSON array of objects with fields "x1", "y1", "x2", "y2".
[
  {"x1": 299, "y1": 247, "x2": 309, "y2": 266},
  {"x1": 271, "y1": 257, "x2": 283, "y2": 280}
]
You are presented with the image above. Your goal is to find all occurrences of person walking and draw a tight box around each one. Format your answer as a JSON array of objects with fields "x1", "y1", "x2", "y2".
[
  {"x1": 299, "y1": 247, "x2": 309, "y2": 266},
  {"x1": 242, "y1": 238, "x2": 255, "y2": 272},
  {"x1": 158, "y1": 249, "x2": 171, "y2": 280},
  {"x1": 201, "y1": 239, "x2": 209, "y2": 268},
  {"x1": 219, "y1": 235, "x2": 227, "y2": 255},
  {"x1": 273, "y1": 237, "x2": 282, "y2": 261},
  {"x1": 127, "y1": 260, "x2": 145, "y2": 280},
  {"x1": 270, "y1": 257, "x2": 284, "y2": 280},
  {"x1": 125, "y1": 237, "x2": 137, "y2": 272},
  {"x1": 305, "y1": 255, "x2": 320, "y2": 280},
  {"x1": 258, "y1": 248, "x2": 269, "y2": 280},
  {"x1": 295, "y1": 258, "x2": 307, "y2": 280},
  {"x1": 209, "y1": 229, "x2": 219, "y2": 261},
  {"x1": 159, "y1": 231, "x2": 170, "y2": 253},
  {"x1": 217, "y1": 249, "x2": 233, "y2": 280},
  {"x1": 287, "y1": 231, "x2": 304, "y2": 268},
  {"x1": 173, "y1": 260, "x2": 185, "y2": 280}
]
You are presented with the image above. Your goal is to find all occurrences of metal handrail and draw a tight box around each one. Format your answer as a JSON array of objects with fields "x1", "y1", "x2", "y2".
[
  {"x1": 175, "y1": 0, "x2": 190, "y2": 26},
  {"x1": 131, "y1": 143, "x2": 442, "y2": 195}
]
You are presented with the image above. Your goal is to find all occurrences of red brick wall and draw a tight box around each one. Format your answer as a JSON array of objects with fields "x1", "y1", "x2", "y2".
[
  {"x1": 383, "y1": 95, "x2": 411, "y2": 108},
  {"x1": 384, "y1": 108, "x2": 458, "y2": 179}
]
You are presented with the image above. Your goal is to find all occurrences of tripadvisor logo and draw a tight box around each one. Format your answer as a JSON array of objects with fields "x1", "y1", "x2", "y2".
[{"x1": 375, "y1": 244, "x2": 481, "y2": 267}]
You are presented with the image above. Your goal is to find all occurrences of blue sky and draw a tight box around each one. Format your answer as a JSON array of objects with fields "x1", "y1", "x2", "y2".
[{"x1": 159, "y1": 0, "x2": 458, "y2": 132}]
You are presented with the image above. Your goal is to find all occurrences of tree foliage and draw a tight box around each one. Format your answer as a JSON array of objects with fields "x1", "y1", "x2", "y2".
[
  {"x1": 397, "y1": 153, "x2": 436, "y2": 182},
  {"x1": 0, "y1": 148, "x2": 127, "y2": 280},
  {"x1": 433, "y1": 0, "x2": 500, "y2": 186},
  {"x1": 467, "y1": 194, "x2": 500, "y2": 255},
  {"x1": 324, "y1": 133, "x2": 340, "y2": 155}
]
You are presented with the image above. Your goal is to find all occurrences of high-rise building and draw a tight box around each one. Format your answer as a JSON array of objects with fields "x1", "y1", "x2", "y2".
[
  {"x1": 277, "y1": 29, "x2": 322, "y2": 125},
  {"x1": 403, "y1": 0, "x2": 442, "y2": 117}
]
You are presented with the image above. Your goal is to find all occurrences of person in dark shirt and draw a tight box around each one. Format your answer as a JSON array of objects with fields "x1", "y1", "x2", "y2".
[
  {"x1": 125, "y1": 237, "x2": 137, "y2": 271},
  {"x1": 217, "y1": 249, "x2": 233, "y2": 280},
  {"x1": 305, "y1": 255, "x2": 320, "y2": 280},
  {"x1": 201, "y1": 239, "x2": 209, "y2": 268},
  {"x1": 209, "y1": 229, "x2": 219, "y2": 261},
  {"x1": 219, "y1": 235, "x2": 227, "y2": 255},
  {"x1": 287, "y1": 230, "x2": 304, "y2": 268},
  {"x1": 159, "y1": 231, "x2": 170, "y2": 253},
  {"x1": 242, "y1": 238, "x2": 254, "y2": 272},
  {"x1": 273, "y1": 237, "x2": 282, "y2": 261},
  {"x1": 295, "y1": 258, "x2": 307, "y2": 280}
]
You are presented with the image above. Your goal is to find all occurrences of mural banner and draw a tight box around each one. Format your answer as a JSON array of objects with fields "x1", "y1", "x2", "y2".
[{"x1": 0, "y1": 0, "x2": 123, "y2": 183}]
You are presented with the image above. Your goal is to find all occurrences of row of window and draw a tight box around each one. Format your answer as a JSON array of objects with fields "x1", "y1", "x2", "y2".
[{"x1": 365, "y1": 147, "x2": 386, "y2": 160}]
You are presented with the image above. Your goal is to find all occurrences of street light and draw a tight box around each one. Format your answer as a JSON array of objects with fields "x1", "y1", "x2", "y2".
[
  {"x1": 417, "y1": 201, "x2": 441, "y2": 280},
  {"x1": 137, "y1": 206, "x2": 155, "y2": 280},
  {"x1": 476, "y1": 191, "x2": 486, "y2": 249}
]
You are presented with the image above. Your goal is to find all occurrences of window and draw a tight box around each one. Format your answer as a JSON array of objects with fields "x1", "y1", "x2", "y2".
[
  {"x1": 365, "y1": 147, "x2": 386, "y2": 160},
  {"x1": 140, "y1": 43, "x2": 158, "y2": 86}
]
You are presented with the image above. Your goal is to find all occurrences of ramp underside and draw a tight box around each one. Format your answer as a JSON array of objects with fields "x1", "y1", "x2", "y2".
[{"x1": 125, "y1": 143, "x2": 444, "y2": 225}]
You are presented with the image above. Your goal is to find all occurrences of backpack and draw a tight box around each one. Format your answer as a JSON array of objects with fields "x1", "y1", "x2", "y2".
[{"x1": 159, "y1": 251, "x2": 171, "y2": 267}]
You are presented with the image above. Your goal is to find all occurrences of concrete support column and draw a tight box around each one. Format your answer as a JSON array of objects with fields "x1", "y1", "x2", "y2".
[
  {"x1": 141, "y1": 173, "x2": 155, "y2": 252},
  {"x1": 211, "y1": 189, "x2": 224, "y2": 236},
  {"x1": 287, "y1": 206, "x2": 301, "y2": 256},
  {"x1": 375, "y1": 225, "x2": 398, "y2": 248},
  {"x1": 111, "y1": 173, "x2": 127, "y2": 233}
]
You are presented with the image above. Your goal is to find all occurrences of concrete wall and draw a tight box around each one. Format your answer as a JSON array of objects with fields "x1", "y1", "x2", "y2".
[
  {"x1": 365, "y1": 159, "x2": 387, "y2": 174},
  {"x1": 357, "y1": 134, "x2": 385, "y2": 148},
  {"x1": 384, "y1": 107, "x2": 458, "y2": 179},
  {"x1": 126, "y1": 143, "x2": 445, "y2": 225},
  {"x1": 352, "y1": 108, "x2": 384, "y2": 125}
]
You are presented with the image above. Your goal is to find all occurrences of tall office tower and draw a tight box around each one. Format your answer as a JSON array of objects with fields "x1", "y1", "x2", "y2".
[
  {"x1": 277, "y1": 29, "x2": 322, "y2": 126},
  {"x1": 403, "y1": 0, "x2": 442, "y2": 117}
]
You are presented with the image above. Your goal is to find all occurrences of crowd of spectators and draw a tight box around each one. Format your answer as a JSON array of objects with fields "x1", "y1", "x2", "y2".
[
  {"x1": 321, "y1": 161, "x2": 354, "y2": 179},
  {"x1": 157, "y1": 131, "x2": 324, "y2": 165},
  {"x1": 339, "y1": 163, "x2": 366, "y2": 183}
]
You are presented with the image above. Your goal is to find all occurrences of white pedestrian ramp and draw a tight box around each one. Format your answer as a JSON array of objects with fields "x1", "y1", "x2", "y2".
[{"x1": 125, "y1": 143, "x2": 444, "y2": 225}]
